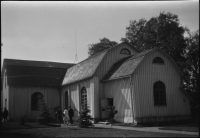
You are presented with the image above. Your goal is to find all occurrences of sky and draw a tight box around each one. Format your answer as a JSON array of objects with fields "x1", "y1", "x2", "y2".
[{"x1": 1, "y1": 1, "x2": 199, "y2": 67}]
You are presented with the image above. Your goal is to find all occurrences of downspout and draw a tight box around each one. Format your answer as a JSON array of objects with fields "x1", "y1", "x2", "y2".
[{"x1": 129, "y1": 75, "x2": 135, "y2": 124}]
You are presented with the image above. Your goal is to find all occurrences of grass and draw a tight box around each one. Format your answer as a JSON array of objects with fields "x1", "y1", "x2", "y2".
[
  {"x1": 159, "y1": 123, "x2": 199, "y2": 132},
  {"x1": 1, "y1": 122, "x2": 198, "y2": 138}
]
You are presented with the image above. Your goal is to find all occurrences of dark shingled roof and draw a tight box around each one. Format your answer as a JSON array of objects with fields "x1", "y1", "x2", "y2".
[
  {"x1": 2, "y1": 59, "x2": 74, "y2": 87},
  {"x1": 102, "y1": 49, "x2": 154, "y2": 81},
  {"x1": 62, "y1": 42, "x2": 140, "y2": 85},
  {"x1": 62, "y1": 51, "x2": 107, "y2": 85}
]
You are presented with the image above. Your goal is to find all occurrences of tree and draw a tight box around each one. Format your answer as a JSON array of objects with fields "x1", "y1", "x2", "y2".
[
  {"x1": 183, "y1": 29, "x2": 199, "y2": 103},
  {"x1": 88, "y1": 37, "x2": 118, "y2": 56},
  {"x1": 37, "y1": 99, "x2": 51, "y2": 124},
  {"x1": 121, "y1": 12, "x2": 187, "y2": 67},
  {"x1": 121, "y1": 12, "x2": 200, "y2": 99},
  {"x1": 78, "y1": 102, "x2": 94, "y2": 127}
]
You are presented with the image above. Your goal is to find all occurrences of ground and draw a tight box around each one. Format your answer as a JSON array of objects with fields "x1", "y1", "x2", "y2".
[{"x1": 1, "y1": 121, "x2": 199, "y2": 138}]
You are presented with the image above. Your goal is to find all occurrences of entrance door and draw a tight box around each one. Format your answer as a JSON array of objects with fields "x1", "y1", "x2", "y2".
[{"x1": 107, "y1": 98, "x2": 113, "y2": 106}]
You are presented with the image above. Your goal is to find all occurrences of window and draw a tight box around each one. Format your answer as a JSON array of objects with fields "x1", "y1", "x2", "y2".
[
  {"x1": 81, "y1": 87, "x2": 87, "y2": 108},
  {"x1": 153, "y1": 57, "x2": 164, "y2": 64},
  {"x1": 5, "y1": 72, "x2": 7, "y2": 87},
  {"x1": 31, "y1": 92, "x2": 43, "y2": 110},
  {"x1": 120, "y1": 48, "x2": 131, "y2": 55},
  {"x1": 65, "y1": 91, "x2": 68, "y2": 108},
  {"x1": 153, "y1": 81, "x2": 166, "y2": 106}
]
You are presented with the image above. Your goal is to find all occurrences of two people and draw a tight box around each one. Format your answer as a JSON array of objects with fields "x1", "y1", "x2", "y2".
[{"x1": 63, "y1": 106, "x2": 74, "y2": 125}]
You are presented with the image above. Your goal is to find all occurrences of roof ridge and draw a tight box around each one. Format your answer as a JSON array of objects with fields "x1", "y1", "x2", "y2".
[
  {"x1": 4, "y1": 58, "x2": 74, "y2": 64},
  {"x1": 124, "y1": 48, "x2": 155, "y2": 63},
  {"x1": 76, "y1": 41, "x2": 139, "y2": 66}
]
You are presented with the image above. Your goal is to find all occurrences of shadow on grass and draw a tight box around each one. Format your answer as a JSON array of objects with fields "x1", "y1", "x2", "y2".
[
  {"x1": 1, "y1": 122, "x2": 61, "y2": 130},
  {"x1": 1, "y1": 132, "x2": 38, "y2": 138}
]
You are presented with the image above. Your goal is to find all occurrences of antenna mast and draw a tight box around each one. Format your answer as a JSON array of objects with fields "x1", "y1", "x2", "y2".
[{"x1": 74, "y1": 29, "x2": 78, "y2": 63}]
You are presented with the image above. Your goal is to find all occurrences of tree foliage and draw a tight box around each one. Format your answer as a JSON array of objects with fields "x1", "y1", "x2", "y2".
[
  {"x1": 88, "y1": 37, "x2": 118, "y2": 56},
  {"x1": 78, "y1": 102, "x2": 93, "y2": 127},
  {"x1": 37, "y1": 99, "x2": 51, "y2": 124},
  {"x1": 183, "y1": 29, "x2": 199, "y2": 103},
  {"x1": 121, "y1": 12, "x2": 187, "y2": 67},
  {"x1": 121, "y1": 12, "x2": 200, "y2": 102}
]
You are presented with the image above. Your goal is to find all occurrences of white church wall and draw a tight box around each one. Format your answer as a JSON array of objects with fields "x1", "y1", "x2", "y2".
[
  {"x1": 68, "y1": 83, "x2": 80, "y2": 120},
  {"x1": 103, "y1": 77, "x2": 133, "y2": 123},
  {"x1": 2, "y1": 69, "x2": 9, "y2": 111},
  {"x1": 96, "y1": 43, "x2": 139, "y2": 121},
  {"x1": 132, "y1": 50, "x2": 191, "y2": 123},
  {"x1": 64, "y1": 77, "x2": 99, "y2": 121}
]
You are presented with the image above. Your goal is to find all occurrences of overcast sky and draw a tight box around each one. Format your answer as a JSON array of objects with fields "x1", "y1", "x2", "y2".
[{"x1": 1, "y1": 1, "x2": 199, "y2": 66}]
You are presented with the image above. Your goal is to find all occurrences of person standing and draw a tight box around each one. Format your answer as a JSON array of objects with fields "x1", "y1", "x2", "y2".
[
  {"x1": 57, "y1": 108, "x2": 62, "y2": 123},
  {"x1": 1, "y1": 108, "x2": 2, "y2": 122},
  {"x1": 68, "y1": 106, "x2": 74, "y2": 125},
  {"x1": 3, "y1": 107, "x2": 8, "y2": 122},
  {"x1": 63, "y1": 107, "x2": 69, "y2": 125}
]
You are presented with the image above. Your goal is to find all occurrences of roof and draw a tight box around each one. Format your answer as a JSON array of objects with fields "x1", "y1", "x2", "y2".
[
  {"x1": 3, "y1": 59, "x2": 72, "y2": 68},
  {"x1": 102, "y1": 49, "x2": 154, "y2": 81},
  {"x1": 62, "y1": 42, "x2": 140, "y2": 85},
  {"x1": 102, "y1": 48, "x2": 183, "y2": 81},
  {"x1": 2, "y1": 59, "x2": 74, "y2": 87},
  {"x1": 62, "y1": 50, "x2": 107, "y2": 85}
]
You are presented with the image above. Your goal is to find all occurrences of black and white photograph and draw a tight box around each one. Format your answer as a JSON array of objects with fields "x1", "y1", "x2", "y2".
[{"x1": 1, "y1": 1, "x2": 199, "y2": 137}]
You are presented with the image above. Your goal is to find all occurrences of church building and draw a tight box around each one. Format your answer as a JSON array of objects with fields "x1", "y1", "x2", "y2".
[{"x1": 1, "y1": 42, "x2": 192, "y2": 124}]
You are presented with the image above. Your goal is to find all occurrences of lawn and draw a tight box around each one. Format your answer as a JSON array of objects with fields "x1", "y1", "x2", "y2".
[
  {"x1": 1, "y1": 122, "x2": 198, "y2": 138},
  {"x1": 159, "y1": 123, "x2": 199, "y2": 132},
  {"x1": 113, "y1": 122, "x2": 199, "y2": 132}
]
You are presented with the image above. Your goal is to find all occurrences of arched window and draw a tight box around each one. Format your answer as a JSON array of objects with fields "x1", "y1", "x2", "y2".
[
  {"x1": 153, "y1": 81, "x2": 166, "y2": 106},
  {"x1": 120, "y1": 48, "x2": 131, "y2": 55},
  {"x1": 31, "y1": 92, "x2": 43, "y2": 110},
  {"x1": 65, "y1": 91, "x2": 68, "y2": 108},
  {"x1": 81, "y1": 87, "x2": 87, "y2": 108},
  {"x1": 153, "y1": 57, "x2": 164, "y2": 64}
]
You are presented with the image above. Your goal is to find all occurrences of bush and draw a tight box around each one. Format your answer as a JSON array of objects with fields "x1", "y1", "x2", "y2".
[
  {"x1": 106, "y1": 106, "x2": 118, "y2": 123},
  {"x1": 37, "y1": 99, "x2": 51, "y2": 124},
  {"x1": 20, "y1": 115, "x2": 28, "y2": 125}
]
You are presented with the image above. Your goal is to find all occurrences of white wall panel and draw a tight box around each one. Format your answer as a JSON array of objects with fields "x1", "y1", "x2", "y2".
[
  {"x1": 132, "y1": 50, "x2": 191, "y2": 119},
  {"x1": 103, "y1": 78, "x2": 133, "y2": 123}
]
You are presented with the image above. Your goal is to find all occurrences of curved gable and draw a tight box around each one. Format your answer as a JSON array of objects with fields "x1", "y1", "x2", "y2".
[
  {"x1": 134, "y1": 49, "x2": 183, "y2": 77},
  {"x1": 95, "y1": 42, "x2": 140, "y2": 80}
]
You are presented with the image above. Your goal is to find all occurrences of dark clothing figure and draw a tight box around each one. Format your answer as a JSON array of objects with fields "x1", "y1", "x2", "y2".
[
  {"x1": 57, "y1": 108, "x2": 62, "y2": 123},
  {"x1": 3, "y1": 108, "x2": 8, "y2": 122},
  {"x1": 68, "y1": 106, "x2": 74, "y2": 124},
  {"x1": 1, "y1": 108, "x2": 2, "y2": 122}
]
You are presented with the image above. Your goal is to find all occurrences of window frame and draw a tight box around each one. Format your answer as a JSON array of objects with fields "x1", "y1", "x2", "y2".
[
  {"x1": 31, "y1": 92, "x2": 43, "y2": 111},
  {"x1": 153, "y1": 81, "x2": 167, "y2": 106},
  {"x1": 152, "y1": 57, "x2": 164, "y2": 64},
  {"x1": 81, "y1": 87, "x2": 87, "y2": 108},
  {"x1": 120, "y1": 48, "x2": 131, "y2": 55}
]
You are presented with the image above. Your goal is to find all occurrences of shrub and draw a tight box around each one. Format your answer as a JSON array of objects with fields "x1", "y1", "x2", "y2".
[
  {"x1": 37, "y1": 99, "x2": 51, "y2": 124},
  {"x1": 106, "y1": 106, "x2": 118, "y2": 123},
  {"x1": 20, "y1": 115, "x2": 28, "y2": 125},
  {"x1": 78, "y1": 102, "x2": 93, "y2": 128}
]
